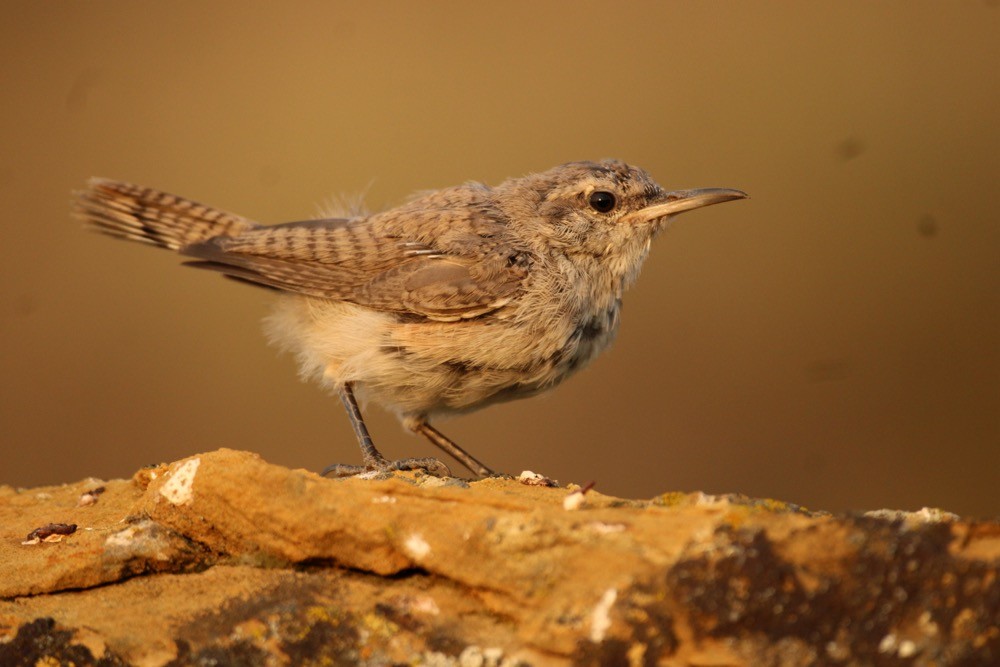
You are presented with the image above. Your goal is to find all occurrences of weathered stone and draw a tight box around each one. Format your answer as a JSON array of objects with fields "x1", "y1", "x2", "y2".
[{"x1": 1, "y1": 449, "x2": 997, "y2": 665}]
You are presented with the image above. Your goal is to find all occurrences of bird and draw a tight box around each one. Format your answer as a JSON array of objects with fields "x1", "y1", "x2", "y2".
[{"x1": 74, "y1": 160, "x2": 747, "y2": 478}]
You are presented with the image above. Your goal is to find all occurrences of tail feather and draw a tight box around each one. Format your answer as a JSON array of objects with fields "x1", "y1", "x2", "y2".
[{"x1": 74, "y1": 178, "x2": 258, "y2": 251}]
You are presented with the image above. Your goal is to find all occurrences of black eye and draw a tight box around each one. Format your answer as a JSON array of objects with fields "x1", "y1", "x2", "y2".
[{"x1": 588, "y1": 190, "x2": 617, "y2": 213}]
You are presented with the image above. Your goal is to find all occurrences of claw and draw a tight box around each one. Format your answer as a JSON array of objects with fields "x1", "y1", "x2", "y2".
[{"x1": 322, "y1": 456, "x2": 452, "y2": 478}]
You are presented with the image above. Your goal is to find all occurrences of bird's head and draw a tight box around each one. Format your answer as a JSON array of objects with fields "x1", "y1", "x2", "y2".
[{"x1": 495, "y1": 159, "x2": 747, "y2": 277}]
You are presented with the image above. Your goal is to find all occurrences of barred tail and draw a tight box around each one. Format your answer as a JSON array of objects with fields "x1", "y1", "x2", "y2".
[{"x1": 73, "y1": 178, "x2": 258, "y2": 251}]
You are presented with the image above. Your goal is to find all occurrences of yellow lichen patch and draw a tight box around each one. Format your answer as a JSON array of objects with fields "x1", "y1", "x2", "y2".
[
  {"x1": 653, "y1": 491, "x2": 690, "y2": 507},
  {"x1": 305, "y1": 605, "x2": 338, "y2": 626},
  {"x1": 755, "y1": 498, "x2": 804, "y2": 514},
  {"x1": 359, "y1": 611, "x2": 399, "y2": 640},
  {"x1": 231, "y1": 618, "x2": 269, "y2": 643}
]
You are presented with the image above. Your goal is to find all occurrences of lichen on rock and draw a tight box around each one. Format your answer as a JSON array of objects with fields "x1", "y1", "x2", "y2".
[{"x1": 1, "y1": 448, "x2": 997, "y2": 665}]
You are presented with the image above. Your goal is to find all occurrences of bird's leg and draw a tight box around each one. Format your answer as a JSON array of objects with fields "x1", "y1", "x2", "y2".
[
  {"x1": 322, "y1": 382, "x2": 452, "y2": 478},
  {"x1": 405, "y1": 416, "x2": 496, "y2": 477}
]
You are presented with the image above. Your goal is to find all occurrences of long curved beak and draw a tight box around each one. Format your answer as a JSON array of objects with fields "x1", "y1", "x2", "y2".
[{"x1": 625, "y1": 188, "x2": 748, "y2": 225}]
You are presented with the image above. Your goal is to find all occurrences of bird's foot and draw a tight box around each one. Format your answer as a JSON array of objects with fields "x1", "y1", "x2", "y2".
[{"x1": 321, "y1": 456, "x2": 452, "y2": 479}]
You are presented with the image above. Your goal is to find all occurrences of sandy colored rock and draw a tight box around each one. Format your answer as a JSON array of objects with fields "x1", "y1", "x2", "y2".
[{"x1": 1, "y1": 448, "x2": 998, "y2": 665}]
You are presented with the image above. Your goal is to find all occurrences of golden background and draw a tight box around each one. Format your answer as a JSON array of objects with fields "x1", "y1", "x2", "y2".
[{"x1": 2, "y1": 2, "x2": 997, "y2": 514}]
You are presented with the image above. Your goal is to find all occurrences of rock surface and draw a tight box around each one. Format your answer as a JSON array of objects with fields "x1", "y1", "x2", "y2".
[{"x1": 1, "y1": 448, "x2": 998, "y2": 666}]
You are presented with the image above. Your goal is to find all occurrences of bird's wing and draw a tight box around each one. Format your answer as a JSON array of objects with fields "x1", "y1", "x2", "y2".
[{"x1": 181, "y1": 211, "x2": 529, "y2": 321}]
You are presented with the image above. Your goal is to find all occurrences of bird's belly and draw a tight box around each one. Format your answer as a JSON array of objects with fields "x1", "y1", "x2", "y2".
[{"x1": 264, "y1": 295, "x2": 618, "y2": 417}]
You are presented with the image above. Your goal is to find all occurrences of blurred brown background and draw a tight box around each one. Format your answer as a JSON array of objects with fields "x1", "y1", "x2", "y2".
[{"x1": 1, "y1": 2, "x2": 997, "y2": 515}]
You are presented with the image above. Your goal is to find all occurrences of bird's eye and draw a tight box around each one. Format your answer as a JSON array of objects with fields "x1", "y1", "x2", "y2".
[{"x1": 588, "y1": 191, "x2": 617, "y2": 213}]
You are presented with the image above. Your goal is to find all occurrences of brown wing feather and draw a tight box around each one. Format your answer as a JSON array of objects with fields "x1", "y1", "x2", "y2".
[
  {"x1": 357, "y1": 256, "x2": 524, "y2": 320},
  {"x1": 76, "y1": 178, "x2": 527, "y2": 319},
  {"x1": 182, "y1": 204, "x2": 529, "y2": 321}
]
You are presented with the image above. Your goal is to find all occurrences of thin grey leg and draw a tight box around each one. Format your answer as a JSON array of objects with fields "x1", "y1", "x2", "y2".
[
  {"x1": 338, "y1": 382, "x2": 386, "y2": 468},
  {"x1": 408, "y1": 417, "x2": 496, "y2": 477},
  {"x1": 322, "y1": 383, "x2": 452, "y2": 478}
]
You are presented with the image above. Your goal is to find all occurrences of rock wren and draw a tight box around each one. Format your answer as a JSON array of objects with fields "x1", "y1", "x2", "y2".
[{"x1": 75, "y1": 160, "x2": 746, "y2": 477}]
